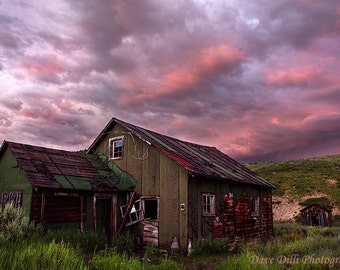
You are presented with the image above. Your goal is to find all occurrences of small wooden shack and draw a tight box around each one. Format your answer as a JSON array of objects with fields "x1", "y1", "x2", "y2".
[
  {"x1": 0, "y1": 140, "x2": 136, "y2": 240},
  {"x1": 300, "y1": 204, "x2": 332, "y2": 227}
]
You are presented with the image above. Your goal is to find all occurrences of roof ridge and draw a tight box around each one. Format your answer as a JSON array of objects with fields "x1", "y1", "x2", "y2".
[{"x1": 114, "y1": 117, "x2": 217, "y2": 149}]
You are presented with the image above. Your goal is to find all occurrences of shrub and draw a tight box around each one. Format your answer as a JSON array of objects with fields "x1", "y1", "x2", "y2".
[
  {"x1": 111, "y1": 232, "x2": 135, "y2": 255},
  {"x1": 0, "y1": 203, "x2": 41, "y2": 242},
  {"x1": 144, "y1": 244, "x2": 160, "y2": 264},
  {"x1": 273, "y1": 223, "x2": 307, "y2": 242}
]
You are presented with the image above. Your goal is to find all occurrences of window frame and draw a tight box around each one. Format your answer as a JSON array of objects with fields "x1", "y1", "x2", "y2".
[
  {"x1": 120, "y1": 196, "x2": 159, "y2": 227},
  {"x1": 142, "y1": 196, "x2": 159, "y2": 221},
  {"x1": 120, "y1": 199, "x2": 143, "y2": 227},
  {"x1": 251, "y1": 196, "x2": 260, "y2": 216},
  {"x1": 202, "y1": 193, "x2": 216, "y2": 216},
  {"x1": 109, "y1": 136, "x2": 124, "y2": 160}
]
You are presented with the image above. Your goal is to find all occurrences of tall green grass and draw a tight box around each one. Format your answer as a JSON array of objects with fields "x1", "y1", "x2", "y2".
[
  {"x1": 2, "y1": 203, "x2": 339, "y2": 270},
  {"x1": 217, "y1": 224, "x2": 340, "y2": 270},
  {"x1": 90, "y1": 247, "x2": 184, "y2": 270},
  {"x1": 0, "y1": 238, "x2": 85, "y2": 270}
]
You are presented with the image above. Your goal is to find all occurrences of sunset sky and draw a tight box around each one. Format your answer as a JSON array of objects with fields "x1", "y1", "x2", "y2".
[{"x1": 1, "y1": 0, "x2": 340, "y2": 162}]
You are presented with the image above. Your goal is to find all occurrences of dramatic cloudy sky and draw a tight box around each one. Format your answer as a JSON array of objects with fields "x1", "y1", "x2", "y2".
[{"x1": 1, "y1": 0, "x2": 340, "y2": 162}]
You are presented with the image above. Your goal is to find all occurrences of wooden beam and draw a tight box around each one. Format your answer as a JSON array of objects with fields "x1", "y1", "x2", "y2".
[
  {"x1": 92, "y1": 194, "x2": 97, "y2": 232},
  {"x1": 80, "y1": 195, "x2": 84, "y2": 232},
  {"x1": 117, "y1": 192, "x2": 136, "y2": 235},
  {"x1": 112, "y1": 195, "x2": 117, "y2": 234},
  {"x1": 40, "y1": 191, "x2": 45, "y2": 223}
]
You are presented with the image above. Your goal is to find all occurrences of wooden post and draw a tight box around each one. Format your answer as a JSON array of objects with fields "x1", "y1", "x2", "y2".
[
  {"x1": 80, "y1": 195, "x2": 84, "y2": 232},
  {"x1": 92, "y1": 194, "x2": 97, "y2": 232},
  {"x1": 111, "y1": 195, "x2": 117, "y2": 234},
  {"x1": 40, "y1": 191, "x2": 45, "y2": 223}
]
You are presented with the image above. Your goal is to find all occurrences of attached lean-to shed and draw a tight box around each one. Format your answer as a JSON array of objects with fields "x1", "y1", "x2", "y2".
[
  {"x1": 0, "y1": 140, "x2": 136, "y2": 240},
  {"x1": 300, "y1": 204, "x2": 332, "y2": 227}
]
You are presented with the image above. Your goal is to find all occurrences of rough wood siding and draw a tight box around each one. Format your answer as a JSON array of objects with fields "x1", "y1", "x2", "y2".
[
  {"x1": 222, "y1": 191, "x2": 273, "y2": 241},
  {"x1": 234, "y1": 193, "x2": 258, "y2": 239},
  {"x1": 189, "y1": 176, "x2": 273, "y2": 242},
  {"x1": 32, "y1": 193, "x2": 86, "y2": 223},
  {"x1": 159, "y1": 154, "x2": 181, "y2": 249},
  {"x1": 141, "y1": 146, "x2": 160, "y2": 196},
  {"x1": 301, "y1": 204, "x2": 332, "y2": 227},
  {"x1": 260, "y1": 191, "x2": 273, "y2": 236},
  {"x1": 179, "y1": 167, "x2": 188, "y2": 250},
  {"x1": 0, "y1": 148, "x2": 32, "y2": 212},
  {"x1": 223, "y1": 195, "x2": 235, "y2": 241},
  {"x1": 91, "y1": 123, "x2": 189, "y2": 249}
]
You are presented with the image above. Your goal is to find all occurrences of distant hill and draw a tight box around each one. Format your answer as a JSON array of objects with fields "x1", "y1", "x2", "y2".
[{"x1": 245, "y1": 154, "x2": 340, "y2": 224}]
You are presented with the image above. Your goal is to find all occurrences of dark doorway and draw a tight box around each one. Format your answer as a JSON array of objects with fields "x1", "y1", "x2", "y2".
[
  {"x1": 311, "y1": 213, "x2": 319, "y2": 226},
  {"x1": 96, "y1": 198, "x2": 114, "y2": 242}
]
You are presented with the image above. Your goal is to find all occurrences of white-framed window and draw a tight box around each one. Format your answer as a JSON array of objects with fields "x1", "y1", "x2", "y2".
[
  {"x1": 251, "y1": 196, "x2": 260, "y2": 216},
  {"x1": 120, "y1": 199, "x2": 143, "y2": 226},
  {"x1": 202, "y1": 193, "x2": 216, "y2": 216},
  {"x1": 109, "y1": 136, "x2": 124, "y2": 159},
  {"x1": 120, "y1": 197, "x2": 159, "y2": 227}
]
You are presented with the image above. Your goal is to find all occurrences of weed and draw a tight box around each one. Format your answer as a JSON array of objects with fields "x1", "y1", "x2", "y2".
[
  {"x1": 111, "y1": 231, "x2": 135, "y2": 255},
  {"x1": 191, "y1": 238, "x2": 229, "y2": 257},
  {"x1": 144, "y1": 244, "x2": 160, "y2": 264}
]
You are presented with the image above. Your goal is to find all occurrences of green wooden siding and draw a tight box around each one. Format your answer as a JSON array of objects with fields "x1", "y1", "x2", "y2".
[{"x1": 0, "y1": 147, "x2": 32, "y2": 212}]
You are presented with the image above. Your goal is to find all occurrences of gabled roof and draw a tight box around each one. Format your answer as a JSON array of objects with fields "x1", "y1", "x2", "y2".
[
  {"x1": 88, "y1": 117, "x2": 275, "y2": 189},
  {"x1": 0, "y1": 141, "x2": 136, "y2": 191},
  {"x1": 300, "y1": 204, "x2": 332, "y2": 213}
]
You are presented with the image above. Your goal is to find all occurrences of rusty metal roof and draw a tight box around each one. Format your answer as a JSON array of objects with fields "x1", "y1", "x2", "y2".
[
  {"x1": 1, "y1": 141, "x2": 136, "y2": 191},
  {"x1": 88, "y1": 118, "x2": 275, "y2": 188}
]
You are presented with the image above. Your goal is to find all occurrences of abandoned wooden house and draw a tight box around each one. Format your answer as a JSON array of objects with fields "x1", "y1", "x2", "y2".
[
  {"x1": 0, "y1": 140, "x2": 136, "y2": 239},
  {"x1": 87, "y1": 117, "x2": 276, "y2": 250},
  {"x1": 300, "y1": 204, "x2": 332, "y2": 227},
  {"x1": 0, "y1": 117, "x2": 276, "y2": 251}
]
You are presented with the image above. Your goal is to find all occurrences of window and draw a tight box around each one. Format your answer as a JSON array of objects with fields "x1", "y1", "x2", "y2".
[
  {"x1": 120, "y1": 197, "x2": 159, "y2": 227},
  {"x1": 143, "y1": 198, "x2": 159, "y2": 220},
  {"x1": 109, "y1": 136, "x2": 124, "y2": 159},
  {"x1": 202, "y1": 193, "x2": 216, "y2": 216},
  {"x1": 120, "y1": 199, "x2": 143, "y2": 226},
  {"x1": 251, "y1": 197, "x2": 260, "y2": 216}
]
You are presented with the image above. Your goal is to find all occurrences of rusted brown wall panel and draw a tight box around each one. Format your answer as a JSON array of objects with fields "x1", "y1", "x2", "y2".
[{"x1": 32, "y1": 194, "x2": 86, "y2": 223}]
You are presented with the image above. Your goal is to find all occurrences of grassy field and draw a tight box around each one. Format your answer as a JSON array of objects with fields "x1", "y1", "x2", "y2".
[{"x1": 1, "y1": 223, "x2": 339, "y2": 269}]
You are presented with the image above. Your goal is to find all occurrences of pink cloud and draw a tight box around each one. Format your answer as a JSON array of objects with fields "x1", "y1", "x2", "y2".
[
  {"x1": 265, "y1": 65, "x2": 322, "y2": 88},
  {"x1": 121, "y1": 44, "x2": 248, "y2": 103},
  {"x1": 163, "y1": 45, "x2": 246, "y2": 86},
  {"x1": 15, "y1": 55, "x2": 69, "y2": 83}
]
